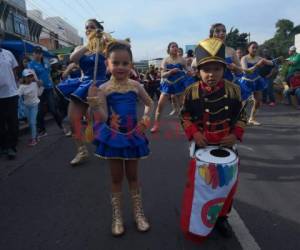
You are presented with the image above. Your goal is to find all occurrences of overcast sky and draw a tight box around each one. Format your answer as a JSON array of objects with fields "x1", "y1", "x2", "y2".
[{"x1": 26, "y1": 0, "x2": 300, "y2": 61}]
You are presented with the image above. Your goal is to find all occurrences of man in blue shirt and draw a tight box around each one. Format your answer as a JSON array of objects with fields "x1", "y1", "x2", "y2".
[{"x1": 28, "y1": 46, "x2": 62, "y2": 136}]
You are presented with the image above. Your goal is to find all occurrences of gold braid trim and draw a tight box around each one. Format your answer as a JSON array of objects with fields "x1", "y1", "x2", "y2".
[
  {"x1": 224, "y1": 80, "x2": 242, "y2": 101},
  {"x1": 183, "y1": 82, "x2": 200, "y2": 101}
]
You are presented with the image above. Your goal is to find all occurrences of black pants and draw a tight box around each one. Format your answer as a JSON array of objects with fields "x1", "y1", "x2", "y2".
[
  {"x1": 146, "y1": 83, "x2": 161, "y2": 101},
  {"x1": 0, "y1": 95, "x2": 19, "y2": 150},
  {"x1": 37, "y1": 88, "x2": 62, "y2": 132}
]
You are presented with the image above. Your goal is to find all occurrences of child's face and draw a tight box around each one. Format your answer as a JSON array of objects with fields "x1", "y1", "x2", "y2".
[
  {"x1": 198, "y1": 62, "x2": 224, "y2": 86},
  {"x1": 107, "y1": 50, "x2": 132, "y2": 80},
  {"x1": 24, "y1": 75, "x2": 34, "y2": 84}
]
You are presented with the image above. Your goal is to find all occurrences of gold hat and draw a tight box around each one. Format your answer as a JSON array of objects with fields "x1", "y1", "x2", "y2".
[{"x1": 195, "y1": 37, "x2": 226, "y2": 66}]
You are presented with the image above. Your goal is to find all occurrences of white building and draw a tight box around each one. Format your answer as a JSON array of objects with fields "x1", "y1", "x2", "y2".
[
  {"x1": 45, "y1": 16, "x2": 81, "y2": 46},
  {"x1": 27, "y1": 10, "x2": 82, "y2": 49},
  {"x1": 148, "y1": 58, "x2": 163, "y2": 69},
  {"x1": 295, "y1": 34, "x2": 300, "y2": 53}
]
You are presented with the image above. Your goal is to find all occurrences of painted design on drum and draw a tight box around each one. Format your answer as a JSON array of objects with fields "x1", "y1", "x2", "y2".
[
  {"x1": 201, "y1": 198, "x2": 225, "y2": 228},
  {"x1": 198, "y1": 163, "x2": 237, "y2": 189}
]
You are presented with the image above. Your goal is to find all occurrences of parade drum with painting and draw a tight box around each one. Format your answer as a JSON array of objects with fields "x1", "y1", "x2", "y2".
[{"x1": 181, "y1": 143, "x2": 239, "y2": 240}]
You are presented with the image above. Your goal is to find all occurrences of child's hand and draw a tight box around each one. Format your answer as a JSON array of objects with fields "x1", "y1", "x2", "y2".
[
  {"x1": 136, "y1": 116, "x2": 151, "y2": 134},
  {"x1": 193, "y1": 132, "x2": 207, "y2": 147},
  {"x1": 172, "y1": 68, "x2": 180, "y2": 74},
  {"x1": 220, "y1": 133, "x2": 237, "y2": 147}
]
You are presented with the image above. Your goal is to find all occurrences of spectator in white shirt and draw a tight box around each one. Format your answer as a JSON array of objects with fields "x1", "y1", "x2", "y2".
[{"x1": 0, "y1": 32, "x2": 19, "y2": 159}]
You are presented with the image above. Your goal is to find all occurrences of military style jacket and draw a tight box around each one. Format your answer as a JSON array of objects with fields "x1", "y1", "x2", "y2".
[{"x1": 180, "y1": 80, "x2": 247, "y2": 144}]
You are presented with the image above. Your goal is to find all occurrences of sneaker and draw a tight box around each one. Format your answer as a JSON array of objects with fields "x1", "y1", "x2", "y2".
[
  {"x1": 65, "y1": 130, "x2": 72, "y2": 137},
  {"x1": 248, "y1": 119, "x2": 261, "y2": 126},
  {"x1": 169, "y1": 110, "x2": 176, "y2": 116},
  {"x1": 215, "y1": 217, "x2": 233, "y2": 238},
  {"x1": 38, "y1": 130, "x2": 48, "y2": 138},
  {"x1": 28, "y1": 139, "x2": 38, "y2": 146},
  {"x1": 7, "y1": 148, "x2": 17, "y2": 160},
  {"x1": 150, "y1": 123, "x2": 159, "y2": 133},
  {"x1": 269, "y1": 102, "x2": 276, "y2": 107}
]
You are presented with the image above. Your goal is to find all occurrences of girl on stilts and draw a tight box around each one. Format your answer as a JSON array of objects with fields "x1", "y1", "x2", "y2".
[
  {"x1": 88, "y1": 41, "x2": 153, "y2": 236},
  {"x1": 151, "y1": 42, "x2": 193, "y2": 133}
]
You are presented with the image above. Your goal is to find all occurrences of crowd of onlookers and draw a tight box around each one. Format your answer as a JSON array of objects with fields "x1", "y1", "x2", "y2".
[{"x1": 1, "y1": 33, "x2": 300, "y2": 161}]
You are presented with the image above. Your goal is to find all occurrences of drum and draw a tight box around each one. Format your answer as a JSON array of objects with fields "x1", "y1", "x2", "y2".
[{"x1": 181, "y1": 143, "x2": 239, "y2": 240}]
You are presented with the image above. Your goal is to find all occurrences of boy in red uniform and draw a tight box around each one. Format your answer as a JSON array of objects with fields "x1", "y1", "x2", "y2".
[{"x1": 180, "y1": 37, "x2": 247, "y2": 240}]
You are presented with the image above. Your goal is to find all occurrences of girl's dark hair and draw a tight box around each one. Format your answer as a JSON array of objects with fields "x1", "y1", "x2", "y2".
[
  {"x1": 167, "y1": 42, "x2": 178, "y2": 54},
  {"x1": 209, "y1": 23, "x2": 226, "y2": 38},
  {"x1": 247, "y1": 41, "x2": 258, "y2": 53},
  {"x1": 86, "y1": 19, "x2": 104, "y2": 31},
  {"x1": 106, "y1": 41, "x2": 133, "y2": 61},
  {"x1": 187, "y1": 49, "x2": 194, "y2": 57}
]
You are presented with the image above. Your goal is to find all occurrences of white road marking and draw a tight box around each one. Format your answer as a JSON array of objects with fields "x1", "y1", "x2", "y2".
[
  {"x1": 229, "y1": 208, "x2": 261, "y2": 250},
  {"x1": 237, "y1": 145, "x2": 255, "y2": 152}
]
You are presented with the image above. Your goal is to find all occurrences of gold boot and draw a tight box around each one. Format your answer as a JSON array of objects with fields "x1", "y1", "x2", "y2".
[
  {"x1": 70, "y1": 144, "x2": 89, "y2": 166},
  {"x1": 111, "y1": 192, "x2": 125, "y2": 236},
  {"x1": 130, "y1": 188, "x2": 150, "y2": 232}
]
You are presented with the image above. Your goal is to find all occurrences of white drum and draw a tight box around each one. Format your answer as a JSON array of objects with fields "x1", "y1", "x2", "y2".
[{"x1": 184, "y1": 142, "x2": 239, "y2": 237}]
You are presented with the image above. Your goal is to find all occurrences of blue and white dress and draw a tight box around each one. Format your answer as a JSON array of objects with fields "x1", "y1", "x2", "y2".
[
  {"x1": 237, "y1": 62, "x2": 267, "y2": 101},
  {"x1": 56, "y1": 53, "x2": 107, "y2": 103},
  {"x1": 93, "y1": 80, "x2": 152, "y2": 160},
  {"x1": 160, "y1": 63, "x2": 194, "y2": 95}
]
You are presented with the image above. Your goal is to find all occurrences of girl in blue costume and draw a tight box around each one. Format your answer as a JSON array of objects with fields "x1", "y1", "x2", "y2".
[
  {"x1": 56, "y1": 19, "x2": 109, "y2": 166},
  {"x1": 239, "y1": 41, "x2": 274, "y2": 125},
  {"x1": 151, "y1": 42, "x2": 193, "y2": 132},
  {"x1": 209, "y1": 23, "x2": 242, "y2": 82},
  {"x1": 87, "y1": 41, "x2": 154, "y2": 236}
]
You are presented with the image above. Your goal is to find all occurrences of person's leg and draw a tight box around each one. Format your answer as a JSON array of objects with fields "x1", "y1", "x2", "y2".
[
  {"x1": 125, "y1": 160, "x2": 150, "y2": 232},
  {"x1": 268, "y1": 79, "x2": 276, "y2": 104},
  {"x1": 5, "y1": 96, "x2": 19, "y2": 158},
  {"x1": 169, "y1": 95, "x2": 177, "y2": 115},
  {"x1": 68, "y1": 100, "x2": 89, "y2": 165},
  {"x1": 110, "y1": 159, "x2": 125, "y2": 236},
  {"x1": 151, "y1": 94, "x2": 169, "y2": 132},
  {"x1": 262, "y1": 78, "x2": 269, "y2": 103},
  {"x1": 45, "y1": 89, "x2": 62, "y2": 129},
  {"x1": 37, "y1": 90, "x2": 47, "y2": 134},
  {"x1": 0, "y1": 98, "x2": 8, "y2": 152},
  {"x1": 294, "y1": 88, "x2": 300, "y2": 106},
  {"x1": 249, "y1": 91, "x2": 262, "y2": 125},
  {"x1": 283, "y1": 89, "x2": 292, "y2": 105}
]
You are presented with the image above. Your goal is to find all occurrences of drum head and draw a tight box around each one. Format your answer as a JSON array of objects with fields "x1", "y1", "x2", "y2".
[{"x1": 195, "y1": 146, "x2": 237, "y2": 164}]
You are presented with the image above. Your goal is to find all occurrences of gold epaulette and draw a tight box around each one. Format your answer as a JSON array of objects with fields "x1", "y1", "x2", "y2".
[
  {"x1": 184, "y1": 82, "x2": 200, "y2": 101},
  {"x1": 224, "y1": 80, "x2": 241, "y2": 101}
]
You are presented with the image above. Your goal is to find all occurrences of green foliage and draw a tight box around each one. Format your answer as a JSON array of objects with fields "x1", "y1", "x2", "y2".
[
  {"x1": 226, "y1": 27, "x2": 249, "y2": 50},
  {"x1": 261, "y1": 19, "x2": 300, "y2": 58}
]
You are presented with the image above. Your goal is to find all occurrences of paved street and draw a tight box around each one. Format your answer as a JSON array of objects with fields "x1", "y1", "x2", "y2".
[{"x1": 0, "y1": 104, "x2": 299, "y2": 250}]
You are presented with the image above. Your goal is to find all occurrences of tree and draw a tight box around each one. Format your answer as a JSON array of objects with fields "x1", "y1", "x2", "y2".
[
  {"x1": 261, "y1": 19, "x2": 300, "y2": 58},
  {"x1": 226, "y1": 27, "x2": 249, "y2": 50}
]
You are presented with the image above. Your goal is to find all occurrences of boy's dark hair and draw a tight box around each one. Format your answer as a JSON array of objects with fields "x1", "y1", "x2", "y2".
[
  {"x1": 167, "y1": 42, "x2": 178, "y2": 54},
  {"x1": 209, "y1": 23, "x2": 226, "y2": 38},
  {"x1": 86, "y1": 19, "x2": 104, "y2": 31},
  {"x1": 106, "y1": 41, "x2": 133, "y2": 61}
]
